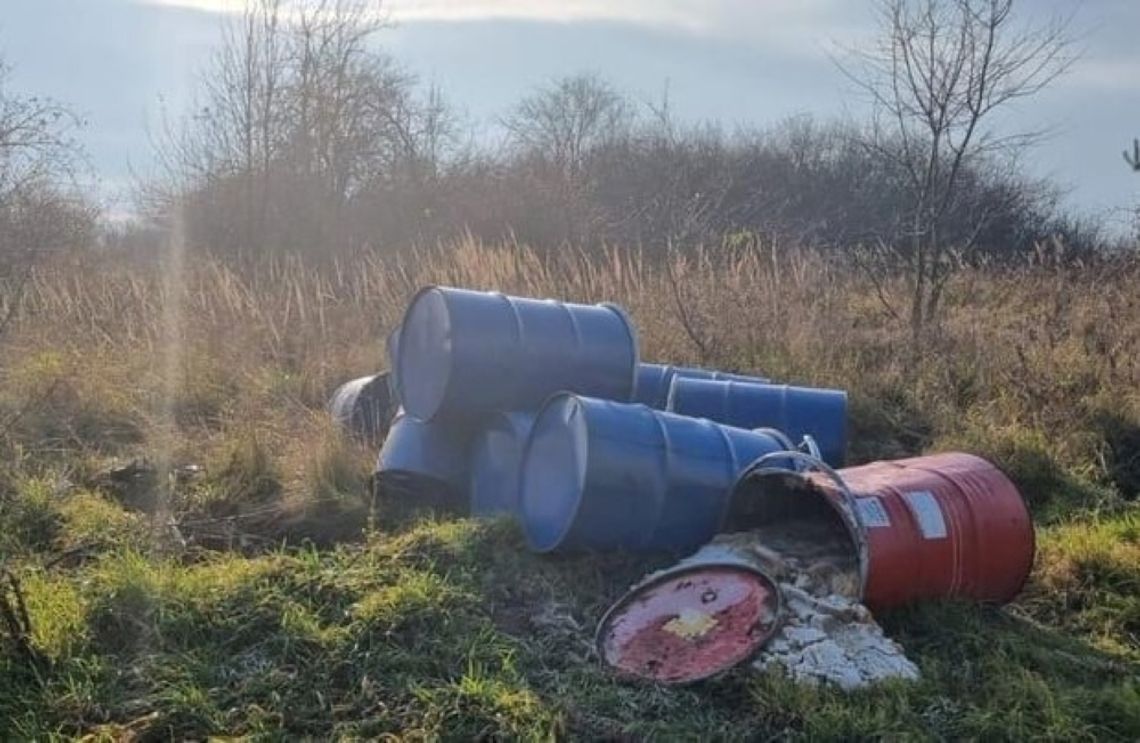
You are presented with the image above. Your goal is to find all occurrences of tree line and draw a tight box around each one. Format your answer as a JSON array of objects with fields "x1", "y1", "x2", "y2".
[
  {"x1": 1, "y1": 0, "x2": 1135, "y2": 337},
  {"x1": 140, "y1": 1, "x2": 1096, "y2": 266}
]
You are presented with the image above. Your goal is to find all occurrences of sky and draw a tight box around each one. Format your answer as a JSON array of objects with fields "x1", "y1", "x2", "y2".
[{"x1": 2, "y1": 0, "x2": 1138, "y2": 230}]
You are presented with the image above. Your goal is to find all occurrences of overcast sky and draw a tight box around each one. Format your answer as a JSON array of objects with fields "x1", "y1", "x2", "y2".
[{"x1": 2, "y1": 0, "x2": 1138, "y2": 230}]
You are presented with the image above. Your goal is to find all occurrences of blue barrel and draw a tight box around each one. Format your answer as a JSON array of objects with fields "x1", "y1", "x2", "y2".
[
  {"x1": 469, "y1": 412, "x2": 535, "y2": 518},
  {"x1": 328, "y1": 373, "x2": 396, "y2": 445},
  {"x1": 396, "y1": 287, "x2": 638, "y2": 421},
  {"x1": 632, "y1": 363, "x2": 770, "y2": 408},
  {"x1": 667, "y1": 378, "x2": 848, "y2": 467},
  {"x1": 518, "y1": 394, "x2": 796, "y2": 553},
  {"x1": 375, "y1": 408, "x2": 472, "y2": 507},
  {"x1": 386, "y1": 326, "x2": 402, "y2": 405}
]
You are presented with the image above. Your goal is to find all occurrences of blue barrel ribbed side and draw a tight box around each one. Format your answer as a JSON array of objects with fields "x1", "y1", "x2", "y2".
[
  {"x1": 469, "y1": 411, "x2": 535, "y2": 518},
  {"x1": 397, "y1": 287, "x2": 638, "y2": 421},
  {"x1": 633, "y1": 363, "x2": 770, "y2": 409},
  {"x1": 667, "y1": 378, "x2": 848, "y2": 466},
  {"x1": 518, "y1": 394, "x2": 794, "y2": 553}
]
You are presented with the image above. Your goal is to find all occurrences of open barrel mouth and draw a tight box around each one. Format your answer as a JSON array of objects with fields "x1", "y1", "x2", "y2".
[{"x1": 723, "y1": 466, "x2": 868, "y2": 601}]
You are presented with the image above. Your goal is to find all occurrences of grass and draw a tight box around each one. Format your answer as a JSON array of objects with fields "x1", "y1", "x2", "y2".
[{"x1": 1, "y1": 240, "x2": 1139, "y2": 738}]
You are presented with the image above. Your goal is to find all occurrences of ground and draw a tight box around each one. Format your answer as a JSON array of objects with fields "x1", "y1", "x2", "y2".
[{"x1": 1, "y1": 243, "x2": 1138, "y2": 740}]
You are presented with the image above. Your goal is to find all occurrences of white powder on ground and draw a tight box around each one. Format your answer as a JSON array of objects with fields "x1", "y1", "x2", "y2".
[
  {"x1": 686, "y1": 529, "x2": 920, "y2": 690},
  {"x1": 753, "y1": 582, "x2": 919, "y2": 690}
]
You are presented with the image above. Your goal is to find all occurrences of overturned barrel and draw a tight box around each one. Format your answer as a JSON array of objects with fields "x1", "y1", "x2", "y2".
[
  {"x1": 633, "y1": 363, "x2": 769, "y2": 409},
  {"x1": 724, "y1": 452, "x2": 1034, "y2": 610},
  {"x1": 328, "y1": 373, "x2": 396, "y2": 446},
  {"x1": 668, "y1": 378, "x2": 847, "y2": 466},
  {"x1": 375, "y1": 408, "x2": 472, "y2": 510},
  {"x1": 397, "y1": 287, "x2": 638, "y2": 421},
  {"x1": 469, "y1": 412, "x2": 535, "y2": 518},
  {"x1": 518, "y1": 394, "x2": 796, "y2": 553}
]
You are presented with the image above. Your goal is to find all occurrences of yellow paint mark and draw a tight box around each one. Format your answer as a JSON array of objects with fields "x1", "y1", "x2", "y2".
[{"x1": 663, "y1": 608, "x2": 718, "y2": 639}]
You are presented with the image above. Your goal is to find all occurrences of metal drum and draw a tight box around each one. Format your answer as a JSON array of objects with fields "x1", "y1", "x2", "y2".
[
  {"x1": 386, "y1": 326, "x2": 402, "y2": 405},
  {"x1": 469, "y1": 412, "x2": 535, "y2": 518},
  {"x1": 396, "y1": 286, "x2": 638, "y2": 421},
  {"x1": 518, "y1": 394, "x2": 796, "y2": 553},
  {"x1": 632, "y1": 363, "x2": 769, "y2": 409},
  {"x1": 668, "y1": 378, "x2": 847, "y2": 466},
  {"x1": 375, "y1": 408, "x2": 472, "y2": 509},
  {"x1": 328, "y1": 373, "x2": 396, "y2": 445},
  {"x1": 596, "y1": 556, "x2": 781, "y2": 684},
  {"x1": 724, "y1": 452, "x2": 1034, "y2": 610}
]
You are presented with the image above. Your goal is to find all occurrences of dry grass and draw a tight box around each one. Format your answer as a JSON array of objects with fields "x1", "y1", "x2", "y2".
[
  {"x1": 1, "y1": 239, "x2": 1139, "y2": 738},
  {"x1": 6, "y1": 239, "x2": 1139, "y2": 507}
]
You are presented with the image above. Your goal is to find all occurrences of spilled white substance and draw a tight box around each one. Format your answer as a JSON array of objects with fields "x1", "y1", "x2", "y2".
[
  {"x1": 688, "y1": 529, "x2": 920, "y2": 690},
  {"x1": 754, "y1": 583, "x2": 919, "y2": 690}
]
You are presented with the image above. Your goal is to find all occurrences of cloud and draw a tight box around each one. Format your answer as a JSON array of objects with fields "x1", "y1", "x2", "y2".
[
  {"x1": 139, "y1": 0, "x2": 866, "y2": 56},
  {"x1": 1063, "y1": 57, "x2": 1140, "y2": 92}
]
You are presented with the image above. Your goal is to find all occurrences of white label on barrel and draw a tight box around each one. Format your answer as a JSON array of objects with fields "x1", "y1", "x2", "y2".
[
  {"x1": 904, "y1": 490, "x2": 947, "y2": 539},
  {"x1": 855, "y1": 497, "x2": 891, "y2": 528}
]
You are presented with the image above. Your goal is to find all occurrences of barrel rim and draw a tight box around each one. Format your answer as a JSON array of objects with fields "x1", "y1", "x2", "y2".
[
  {"x1": 395, "y1": 285, "x2": 454, "y2": 422},
  {"x1": 723, "y1": 461, "x2": 872, "y2": 602},
  {"x1": 386, "y1": 325, "x2": 402, "y2": 398},
  {"x1": 634, "y1": 362, "x2": 674, "y2": 408},
  {"x1": 981, "y1": 456, "x2": 1037, "y2": 601},
  {"x1": 595, "y1": 560, "x2": 783, "y2": 684},
  {"x1": 328, "y1": 374, "x2": 377, "y2": 416},
  {"x1": 599, "y1": 301, "x2": 641, "y2": 401},
  {"x1": 899, "y1": 451, "x2": 1037, "y2": 604},
  {"x1": 518, "y1": 392, "x2": 590, "y2": 553}
]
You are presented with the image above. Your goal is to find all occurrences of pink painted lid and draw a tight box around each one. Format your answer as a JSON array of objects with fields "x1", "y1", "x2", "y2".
[{"x1": 597, "y1": 564, "x2": 781, "y2": 684}]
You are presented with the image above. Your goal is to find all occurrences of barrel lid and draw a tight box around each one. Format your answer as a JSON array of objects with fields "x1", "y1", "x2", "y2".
[
  {"x1": 396, "y1": 286, "x2": 453, "y2": 421},
  {"x1": 519, "y1": 394, "x2": 589, "y2": 552},
  {"x1": 597, "y1": 563, "x2": 781, "y2": 684}
]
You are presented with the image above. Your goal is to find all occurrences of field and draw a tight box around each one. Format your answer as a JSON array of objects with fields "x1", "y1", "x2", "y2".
[{"x1": 1, "y1": 240, "x2": 1139, "y2": 739}]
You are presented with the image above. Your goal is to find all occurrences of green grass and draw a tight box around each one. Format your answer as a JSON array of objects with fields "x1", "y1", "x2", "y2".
[
  {"x1": 2, "y1": 505, "x2": 1139, "y2": 740},
  {"x1": 1, "y1": 246, "x2": 1139, "y2": 738}
]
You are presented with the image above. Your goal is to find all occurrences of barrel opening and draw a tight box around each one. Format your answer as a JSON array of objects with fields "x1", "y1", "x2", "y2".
[
  {"x1": 723, "y1": 470, "x2": 863, "y2": 599},
  {"x1": 374, "y1": 471, "x2": 465, "y2": 515}
]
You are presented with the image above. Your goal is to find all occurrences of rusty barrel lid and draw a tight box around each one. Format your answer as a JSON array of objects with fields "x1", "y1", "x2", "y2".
[{"x1": 596, "y1": 562, "x2": 782, "y2": 684}]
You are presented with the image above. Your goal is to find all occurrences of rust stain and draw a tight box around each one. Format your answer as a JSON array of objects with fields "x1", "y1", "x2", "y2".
[{"x1": 599, "y1": 565, "x2": 779, "y2": 684}]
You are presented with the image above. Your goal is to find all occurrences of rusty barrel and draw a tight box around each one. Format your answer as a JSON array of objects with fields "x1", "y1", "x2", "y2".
[
  {"x1": 396, "y1": 286, "x2": 638, "y2": 421},
  {"x1": 668, "y1": 378, "x2": 848, "y2": 466},
  {"x1": 724, "y1": 452, "x2": 1034, "y2": 610},
  {"x1": 469, "y1": 411, "x2": 535, "y2": 518},
  {"x1": 375, "y1": 408, "x2": 472, "y2": 510},
  {"x1": 633, "y1": 363, "x2": 769, "y2": 409},
  {"x1": 518, "y1": 394, "x2": 797, "y2": 553}
]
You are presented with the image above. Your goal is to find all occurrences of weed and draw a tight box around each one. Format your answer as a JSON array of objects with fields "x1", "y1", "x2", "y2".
[{"x1": 0, "y1": 244, "x2": 1138, "y2": 737}]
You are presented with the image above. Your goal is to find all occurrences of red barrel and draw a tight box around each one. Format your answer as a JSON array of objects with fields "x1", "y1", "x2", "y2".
[{"x1": 725, "y1": 452, "x2": 1034, "y2": 610}]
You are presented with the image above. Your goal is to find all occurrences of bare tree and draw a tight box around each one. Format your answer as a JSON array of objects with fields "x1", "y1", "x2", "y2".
[
  {"x1": 1126, "y1": 139, "x2": 1140, "y2": 172},
  {"x1": 152, "y1": 0, "x2": 462, "y2": 258},
  {"x1": 501, "y1": 73, "x2": 633, "y2": 245},
  {"x1": 841, "y1": 0, "x2": 1073, "y2": 338},
  {"x1": 504, "y1": 73, "x2": 631, "y2": 177},
  {"x1": 0, "y1": 57, "x2": 94, "y2": 337}
]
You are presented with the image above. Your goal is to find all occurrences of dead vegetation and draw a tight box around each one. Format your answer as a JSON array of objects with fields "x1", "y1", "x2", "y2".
[{"x1": 0, "y1": 240, "x2": 1138, "y2": 738}]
